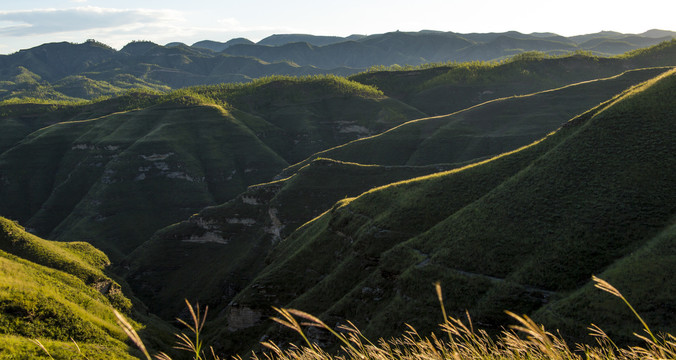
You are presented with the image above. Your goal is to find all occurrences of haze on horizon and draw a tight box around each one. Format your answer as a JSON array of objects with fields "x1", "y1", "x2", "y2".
[{"x1": 0, "y1": 0, "x2": 674, "y2": 54}]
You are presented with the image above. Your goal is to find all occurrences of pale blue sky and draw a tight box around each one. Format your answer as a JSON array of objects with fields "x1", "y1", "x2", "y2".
[{"x1": 1, "y1": 0, "x2": 674, "y2": 54}]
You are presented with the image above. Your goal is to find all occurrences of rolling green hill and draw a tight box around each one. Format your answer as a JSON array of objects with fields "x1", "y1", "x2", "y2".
[
  {"x1": 191, "y1": 38, "x2": 255, "y2": 52},
  {"x1": 185, "y1": 75, "x2": 425, "y2": 163},
  {"x1": 206, "y1": 67, "x2": 676, "y2": 353},
  {"x1": 0, "y1": 76, "x2": 422, "y2": 260},
  {"x1": 0, "y1": 216, "x2": 153, "y2": 359},
  {"x1": 257, "y1": 34, "x2": 364, "y2": 47}
]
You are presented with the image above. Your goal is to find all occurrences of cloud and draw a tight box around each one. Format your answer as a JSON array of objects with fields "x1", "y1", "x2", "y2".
[
  {"x1": 0, "y1": 6, "x2": 303, "y2": 52},
  {"x1": 0, "y1": 7, "x2": 182, "y2": 37}
]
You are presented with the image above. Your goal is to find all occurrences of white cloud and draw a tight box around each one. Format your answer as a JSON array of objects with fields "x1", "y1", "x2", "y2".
[
  {"x1": 0, "y1": 6, "x2": 298, "y2": 51},
  {"x1": 0, "y1": 7, "x2": 183, "y2": 37}
]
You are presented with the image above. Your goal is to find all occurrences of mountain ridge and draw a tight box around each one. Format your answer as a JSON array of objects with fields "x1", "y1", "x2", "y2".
[{"x1": 1, "y1": 30, "x2": 673, "y2": 103}]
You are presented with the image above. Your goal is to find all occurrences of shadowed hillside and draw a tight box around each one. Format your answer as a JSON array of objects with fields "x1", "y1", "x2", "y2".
[
  {"x1": 0, "y1": 76, "x2": 422, "y2": 260},
  {"x1": 206, "y1": 68, "x2": 676, "y2": 353},
  {"x1": 123, "y1": 159, "x2": 457, "y2": 319}
]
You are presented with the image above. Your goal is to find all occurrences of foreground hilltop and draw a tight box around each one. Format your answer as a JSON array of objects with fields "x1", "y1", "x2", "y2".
[{"x1": 0, "y1": 216, "x2": 170, "y2": 358}]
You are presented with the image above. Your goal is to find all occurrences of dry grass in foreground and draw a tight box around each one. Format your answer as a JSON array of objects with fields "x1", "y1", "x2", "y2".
[{"x1": 45, "y1": 276, "x2": 676, "y2": 360}]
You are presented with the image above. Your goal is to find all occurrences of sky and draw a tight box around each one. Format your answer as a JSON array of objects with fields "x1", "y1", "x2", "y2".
[{"x1": 1, "y1": 0, "x2": 675, "y2": 54}]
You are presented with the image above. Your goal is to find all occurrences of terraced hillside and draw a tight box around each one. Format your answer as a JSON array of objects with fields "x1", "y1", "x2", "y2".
[{"x1": 207, "y1": 68, "x2": 676, "y2": 352}]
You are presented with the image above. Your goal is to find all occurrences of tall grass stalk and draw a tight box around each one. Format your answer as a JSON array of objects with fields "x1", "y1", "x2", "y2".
[
  {"x1": 174, "y1": 299, "x2": 209, "y2": 359},
  {"x1": 591, "y1": 275, "x2": 657, "y2": 343},
  {"x1": 113, "y1": 310, "x2": 152, "y2": 360},
  {"x1": 31, "y1": 339, "x2": 55, "y2": 359}
]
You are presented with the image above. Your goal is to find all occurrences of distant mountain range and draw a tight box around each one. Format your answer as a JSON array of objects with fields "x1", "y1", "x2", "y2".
[{"x1": 0, "y1": 30, "x2": 673, "y2": 102}]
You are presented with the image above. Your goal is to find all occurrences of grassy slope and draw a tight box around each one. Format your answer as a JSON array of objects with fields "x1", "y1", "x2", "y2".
[
  {"x1": 287, "y1": 67, "x2": 669, "y2": 172},
  {"x1": 123, "y1": 54, "x2": 673, "y2": 333},
  {"x1": 123, "y1": 159, "x2": 458, "y2": 319},
  {"x1": 0, "y1": 216, "x2": 140, "y2": 359},
  {"x1": 534, "y1": 221, "x2": 676, "y2": 343},
  {"x1": 0, "y1": 89, "x2": 166, "y2": 153},
  {"x1": 219, "y1": 68, "x2": 676, "y2": 351}
]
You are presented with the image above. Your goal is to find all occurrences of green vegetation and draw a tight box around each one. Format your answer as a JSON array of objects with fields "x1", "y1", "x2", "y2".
[
  {"x1": 189, "y1": 74, "x2": 384, "y2": 102},
  {"x1": 0, "y1": 66, "x2": 170, "y2": 104},
  {"x1": 0, "y1": 217, "x2": 141, "y2": 358}
]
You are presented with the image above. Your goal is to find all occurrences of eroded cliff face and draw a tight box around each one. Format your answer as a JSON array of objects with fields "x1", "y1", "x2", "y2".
[
  {"x1": 122, "y1": 180, "x2": 289, "y2": 320},
  {"x1": 225, "y1": 305, "x2": 263, "y2": 331}
]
